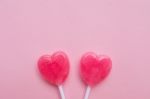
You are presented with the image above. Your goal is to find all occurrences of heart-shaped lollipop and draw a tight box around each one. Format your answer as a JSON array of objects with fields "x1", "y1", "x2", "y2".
[
  {"x1": 80, "y1": 52, "x2": 112, "y2": 99},
  {"x1": 38, "y1": 51, "x2": 69, "y2": 99}
]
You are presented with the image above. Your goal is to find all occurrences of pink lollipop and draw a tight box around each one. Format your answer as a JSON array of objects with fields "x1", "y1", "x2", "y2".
[
  {"x1": 80, "y1": 52, "x2": 112, "y2": 99},
  {"x1": 38, "y1": 51, "x2": 69, "y2": 99}
]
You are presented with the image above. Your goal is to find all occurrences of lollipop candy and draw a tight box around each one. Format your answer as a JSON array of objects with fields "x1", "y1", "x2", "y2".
[
  {"x1": 80, "y1": 52, "x2": 112, "y2": 99},
  {"x1": 38, "y1": 51, "x2": 69, "y2": 99}
]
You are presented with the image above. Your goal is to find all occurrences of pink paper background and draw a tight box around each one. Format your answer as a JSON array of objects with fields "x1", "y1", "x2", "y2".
[{"x1": 0, "y1": 0, "x2": 150, "y2": 99}]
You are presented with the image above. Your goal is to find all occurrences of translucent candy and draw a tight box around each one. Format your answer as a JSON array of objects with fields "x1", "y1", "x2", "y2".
[
  {"x1": 38, "y1": 51, "x2": 69, "y2": 85},
  {"x1": 80, "y1": 52, "x2": 112, "y2": 86}
]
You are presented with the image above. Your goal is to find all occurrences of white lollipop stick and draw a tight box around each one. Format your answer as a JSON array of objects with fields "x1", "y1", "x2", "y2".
[
  {"x1": 84, "y1": 86, "x2": 91, "y2": 99},
  {"x1": 58, "y1": 85, "x2": 66, "y2": 99}
]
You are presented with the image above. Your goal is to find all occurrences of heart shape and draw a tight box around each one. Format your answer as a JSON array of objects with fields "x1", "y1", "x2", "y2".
[
  {"x1": 38, "y1": 51, "x2": 69, "y2": 85},
  {"x1": 80, "y1": 52, "x2": 112, "y2": 86}
]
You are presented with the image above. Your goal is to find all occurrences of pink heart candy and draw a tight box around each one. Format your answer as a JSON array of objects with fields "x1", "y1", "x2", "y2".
[
  {"x1": 80, "y1": 52, "x2": 112, "y2": 86},
  {"x1": 38, "y1": 51, "x2": 69, "y2": 85}
]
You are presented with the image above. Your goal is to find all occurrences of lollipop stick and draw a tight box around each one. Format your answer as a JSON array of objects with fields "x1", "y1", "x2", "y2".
[
  {"x1": 58, "y1": 85, "x2": 66, "y2": 99},
  {"x1": 84, "y1": 86, "x2": 91, "y2": 99}
]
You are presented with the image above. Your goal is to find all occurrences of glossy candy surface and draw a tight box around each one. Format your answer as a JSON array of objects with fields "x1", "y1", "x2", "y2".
[
  {"x1": 38, "y1": 51, "x2": 69, "y2": 85},
  {"x1": 80, "y1": 52, "x2": 112, "y2": 86}
]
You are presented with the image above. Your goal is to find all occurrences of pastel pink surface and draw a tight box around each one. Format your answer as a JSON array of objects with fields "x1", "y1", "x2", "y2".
[
  {"x1": 80, "y1": 52, "x2": 112, "y2": 86},
  {"x1": 38, "y1": 51, "x2": 69, "y2": 85},
  {"x1": 0, "y1": 0, "x2": 150, "y2": 99}
]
